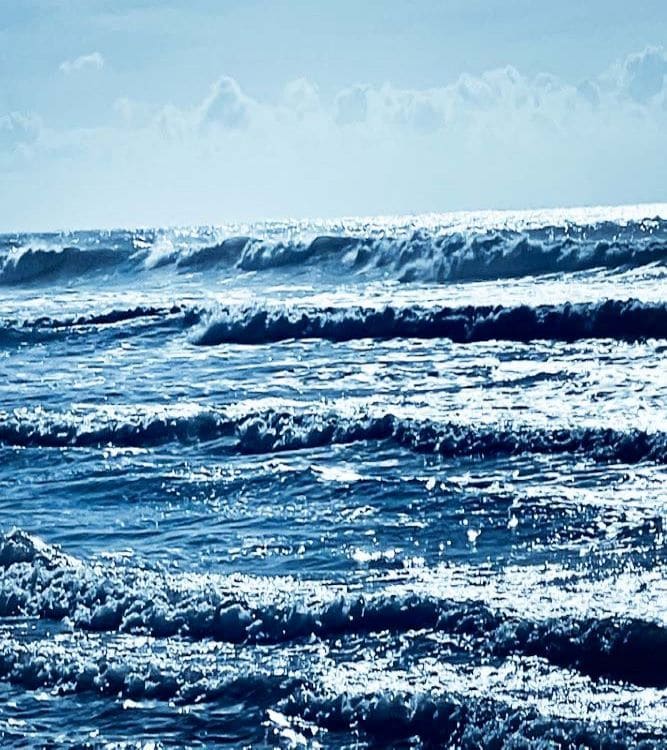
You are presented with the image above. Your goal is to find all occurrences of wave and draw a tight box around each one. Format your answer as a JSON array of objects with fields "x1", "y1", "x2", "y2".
[
  {"x1": 162, "y1": 222, "x2": 667, "y2": 281},
  {"x1": 0, "y1": 305, "x2": 202, "y2": 348},
  {"x1": 2, "y1": 530, "x2": 667, "y2": 688},
  {"x1": 0, "y1": 632, "x2": 298, "y2": 704},
  {"x1": 283, "y1": 689, "x2": 666, "y2": 747},
  {"x1": 0, "y1": 635, "x2": 663, "y2": 750},
  {"x1": 1, "y1": 406, "x2": 665, "y2": 465},
  {"x1": 3, "y1": 217, "x2": 667, "y2": 285},
  {"x1": 0, "y1": 245, "x2": 130, "y2": 284},
  {"x1": 192, "y1": 299, "x2": 667, "y2": 346},
  {"x1": 6, "y1": 298, "x2": 664, "y2": 351},
  {"x1": 235, "y1": 411, "x2": 667, "y2": 464},
  {"x1": 0, "y1": 405, "x2": 233, "y2": 447},
  {"x1": 3, "y1": 628, "x2": 664, "y2": 750}
]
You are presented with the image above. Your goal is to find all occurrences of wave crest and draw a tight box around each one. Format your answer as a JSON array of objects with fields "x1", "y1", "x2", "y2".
[{"x1": 192, "y1": 299, "x2": 667, "y2": 346}]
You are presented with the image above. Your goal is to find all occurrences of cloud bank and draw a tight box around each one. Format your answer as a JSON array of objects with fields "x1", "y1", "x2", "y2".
[{"x1": 2, "y1": 46, "x2": 666, "y2": 229}]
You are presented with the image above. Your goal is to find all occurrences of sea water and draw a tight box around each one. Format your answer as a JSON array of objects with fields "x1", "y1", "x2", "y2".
[{"x1": 1, "y1": 204, "x2": 666, "y2": 747}]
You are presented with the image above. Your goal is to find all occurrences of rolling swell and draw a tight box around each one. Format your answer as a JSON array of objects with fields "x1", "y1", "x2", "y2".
[
  {"x1": 192, "y1": 298, "x2": 667, "y2": 346},
  {"x1": 1, "y1": 406, "x2": 665, "y2": 465},
  {"x1": 7, "y1": 299, "x2": 665, "y2": 349},
  {"x1": 2, "y1": 530, "x2": 667, "y2": 688}
]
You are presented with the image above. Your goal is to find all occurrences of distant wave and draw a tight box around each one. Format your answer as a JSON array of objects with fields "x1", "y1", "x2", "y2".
[
  {"x1": 2, "y1": 530, "x2": 666, "y2": 688},
  {"x1": 192, "y1": 299, "x2": 667, "y2": 346},
  {"x1": 2, "y1": 218, "x2": 666, "y2": 285},
  {"x1": 0, "y1": 245, "x2": 129, "y2": 284},
  {"x1": 174, "y1": 226, "x2": 667, "y2": 281},
  {"x1": 1, "y1": 406, "x2": 665, "y2": 465}
]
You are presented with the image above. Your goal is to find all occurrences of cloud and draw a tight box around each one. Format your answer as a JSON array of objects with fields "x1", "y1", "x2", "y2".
[
  {"x1": 199, "y1": 76, "x2": 253, "y2": 129},
  {"x1": 334, "y1": 85, "x2": 369, "y2": 125},
  {"x1": 619, "y1": 46, "x2": 667, "y2": 102},
  {"x1": 6, "y1": 48, "x2": 667, "y2": 229},
  {"x1": 283, "y1": 78, "x2": 320, "y2": 116},
  {"x1": 59, "y1": 52, "x2": 105, "y2": 75}
]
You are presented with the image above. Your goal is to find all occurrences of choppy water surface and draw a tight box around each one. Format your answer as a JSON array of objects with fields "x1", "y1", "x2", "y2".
[{"x1": 1, "y1": 204, "x2": 666, "y2": 748}]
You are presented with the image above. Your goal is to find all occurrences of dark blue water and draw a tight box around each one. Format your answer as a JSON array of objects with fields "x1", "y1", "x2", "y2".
[{"x1": 1, "y1": 206, "x2": 667, "y2": 748}]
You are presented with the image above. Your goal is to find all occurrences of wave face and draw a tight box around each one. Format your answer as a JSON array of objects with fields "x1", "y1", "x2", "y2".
[
  {"x1": 3, "y1": 206, "x2": 667, "y2": 748},
  {"x1": 0, "y1": 245, "x2": 131, "y2": 284},
  {"x1": 2, "y1": 212, "x2": 667, "y2": 286},
  {"x1": 192, "y1": 298, "x2": 667, "y2": 345}
]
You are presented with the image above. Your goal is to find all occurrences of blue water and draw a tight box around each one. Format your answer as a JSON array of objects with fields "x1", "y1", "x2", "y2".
[{"x1": 1, "y1": 205, "x2": 666, "y2": 748}]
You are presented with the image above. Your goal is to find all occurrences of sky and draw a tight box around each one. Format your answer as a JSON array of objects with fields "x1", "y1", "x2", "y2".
[{"x1": 1, "y1": 0, "x2": 667, "y2": 230}]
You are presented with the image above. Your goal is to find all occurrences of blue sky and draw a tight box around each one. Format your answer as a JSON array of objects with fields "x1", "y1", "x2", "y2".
[{"x1": 1, "y1": 0, "x2": 667, "y2": 229}]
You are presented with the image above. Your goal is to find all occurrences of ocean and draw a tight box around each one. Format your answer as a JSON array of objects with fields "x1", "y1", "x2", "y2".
[{"x1": 1, "y1": 204, "x2": 666, "y2": 748}]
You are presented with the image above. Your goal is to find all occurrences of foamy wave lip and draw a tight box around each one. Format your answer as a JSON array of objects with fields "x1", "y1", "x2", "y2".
[
  {"x1": 3, "y1": 530, "x2": 667, "y2": 688},
  {"x1": 1, "y1": 636, "x2": 664, "y2": 748},
  {"x1": 0, "y1": 629, "x2": 299, "y2": 704},
  {"x1": 190, "y1": 298, "x2": 667, "y2": 347}
]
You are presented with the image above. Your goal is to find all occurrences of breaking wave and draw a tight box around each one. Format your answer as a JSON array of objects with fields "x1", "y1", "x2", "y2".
[
  {"x1": 3, "y1": 217, "x2": 667, "y2": 285},
  {"x1": 192, "y1": 299, "x2": 667, "y2": 346},
  {"x1": 135, "y1": 225, "x2": 667, "y2": 281},
  {"x1": 2, "y1": 530, "x2": 667, "y2": 688}
]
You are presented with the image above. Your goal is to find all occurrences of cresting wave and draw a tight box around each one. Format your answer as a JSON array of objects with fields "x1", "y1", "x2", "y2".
[
  {"x1": 6, "y1": 299, "x2": 666, "y2": 350},
  {"x1": 2, "y1": 218, "x2": 667, "y2": 284},
  {"x1": 2, "y1": 530, "x2": 667, "y2": 689},
  {"x1": 192, "y1": 298, "x2": 667, "y2": 345},
  {"x1": 1, "y1": 406, "x2": 666, "y2": 464}
]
